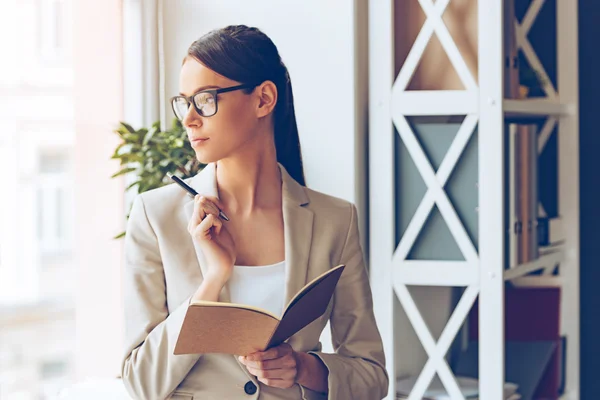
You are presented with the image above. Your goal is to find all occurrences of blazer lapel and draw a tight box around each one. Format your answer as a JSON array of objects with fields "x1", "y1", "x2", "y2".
[{"x1": 280, "y1": 164, "x2": 314, "y2": 309}]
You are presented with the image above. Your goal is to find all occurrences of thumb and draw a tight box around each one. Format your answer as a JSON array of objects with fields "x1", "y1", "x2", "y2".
[
  {"x1": 196, "y1": 213, "x2": 217, "y2": 240},
  {"x1": 213, "y1": 216, "x2": 223, "y2": 236}
]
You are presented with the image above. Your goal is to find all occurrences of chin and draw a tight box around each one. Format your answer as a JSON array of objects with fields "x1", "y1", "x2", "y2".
[
  {"x1": 194, "y1": 150, "x2": 222, "y2": 165},
  {"x1": 193, "y1": 140, "x2": 242, "y2": 165},
  {"x1": 195, "y1": 153, "x2": 214, "y2": 165}
]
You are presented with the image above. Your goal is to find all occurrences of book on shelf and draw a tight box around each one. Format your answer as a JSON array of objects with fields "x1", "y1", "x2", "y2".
[
  {"x1": 395, "y1": 375, "x2": 519, "y2": 400},
  {"x1": 508, "y1": 123, "x2": 539, "y2": 267},
  {"x1": 174, "y1": 264, "x2": 345, "y2": 356}
]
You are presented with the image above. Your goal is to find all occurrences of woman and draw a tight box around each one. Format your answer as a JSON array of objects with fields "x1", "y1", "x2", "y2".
[{"x1": 121, "y1": 25, "x2": 388, "y2": 400}]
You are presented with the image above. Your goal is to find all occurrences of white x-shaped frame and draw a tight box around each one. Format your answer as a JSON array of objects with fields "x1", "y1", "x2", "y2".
[
  {"x1": 396, "y1": 284, "x2": 480, "y2": 399},
  {"x1": 390, "y1": 0, "x2": 487, "y2": 398},
  {"x1": 390, "y1": 1, "x2": 481, "y2": 398},
  {"x1": 391, "y1": 112, "x2": 480, "y2": 400},
  {"x1": 395, "y1": 0, "x2": 477, "y2": 92},
  {"x1": 392, "y1": 114, "x2": 479, "y2": 265},
  {"x1": 389, "y1": 0, "x2": 563, "y2": 398}
]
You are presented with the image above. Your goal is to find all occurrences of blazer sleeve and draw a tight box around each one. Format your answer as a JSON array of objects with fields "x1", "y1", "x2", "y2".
[
  {"x1": 120, "y1": 194, "x2": 201, "y2": 400},
  {"x1": 304, "y1": 203, "x2": 389, "y2": 400}
]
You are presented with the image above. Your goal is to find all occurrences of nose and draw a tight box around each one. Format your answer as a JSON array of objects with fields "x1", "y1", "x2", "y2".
[{"x1": 182, "y1": 104, "x2": 202, "y2": 128}]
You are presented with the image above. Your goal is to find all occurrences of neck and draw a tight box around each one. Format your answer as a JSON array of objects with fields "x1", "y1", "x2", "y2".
[{"x1": 215, "y1": 147, "x2": 282, "y2": 215}]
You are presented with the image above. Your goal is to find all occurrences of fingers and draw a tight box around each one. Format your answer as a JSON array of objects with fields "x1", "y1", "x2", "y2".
[
  {"x1": 257, "y1": 377, "x2": 295, "y2": 389},
  {"x1": 196, "y1": 196, "x2": 220, "y2": 220},
  {"x1": 246, "y1": 343, "x2": 292, "y2": 362},
  {"x1": 192, "y1": 195, "x2": 206, "y2": 223},
  {"x1": 194, "y1": 213, "x2": 223, "y2": 240},
  {"x1": 239, "y1": 355, "x2": 296, "y2": 370},
  {"x1": 198, "y1": 196, "x2": 221, "y2": 217},
  {"x1": 213, "y1": 214, "x2": 223, "y2": 235},
  {"x1": 246, "y1": 366, "x2": 296, "y2": 382},
  {"x1": 200, "y1": 195, "x2": 224, "y2": 210},
  {"x1": 238, "y1": 344, "x2": 297, "y2": 389},
  {"x1": 189, "y1": 195, "x2": 223, "y2": 231}
]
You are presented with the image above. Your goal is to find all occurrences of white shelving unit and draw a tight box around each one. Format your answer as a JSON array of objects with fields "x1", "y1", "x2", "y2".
[{"x1": 368, "y1": 0, "x2": 579, "y2": 399}]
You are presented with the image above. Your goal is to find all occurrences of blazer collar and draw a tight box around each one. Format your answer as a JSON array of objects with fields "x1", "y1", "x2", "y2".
[{"x1": 182, "y1": 162, "x2": 314, "y2": 309}]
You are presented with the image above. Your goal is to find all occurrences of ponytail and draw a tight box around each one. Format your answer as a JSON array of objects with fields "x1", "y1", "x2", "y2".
[{"x1": 273, "y1": 69, "x2": 305, "y2": 186}]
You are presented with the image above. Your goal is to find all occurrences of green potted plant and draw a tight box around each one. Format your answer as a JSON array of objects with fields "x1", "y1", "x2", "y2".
[{"x1": 110, "y1": 118, "x2": 204, "y2": 239}]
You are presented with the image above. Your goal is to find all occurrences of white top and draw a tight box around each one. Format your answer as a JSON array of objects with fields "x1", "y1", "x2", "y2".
[{"x1": 227, "y1": 260, "x2": 286, "y2": 318}]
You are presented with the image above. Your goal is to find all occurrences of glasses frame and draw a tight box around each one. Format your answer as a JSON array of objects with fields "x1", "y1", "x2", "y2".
[{"x1": 170, "y1": 83, "x2": 258, "y2": 120}]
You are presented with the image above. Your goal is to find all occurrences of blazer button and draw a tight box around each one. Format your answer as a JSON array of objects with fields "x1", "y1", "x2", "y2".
[{"x1": 244, "y1": 381, "x2": 257, "y2": 395}]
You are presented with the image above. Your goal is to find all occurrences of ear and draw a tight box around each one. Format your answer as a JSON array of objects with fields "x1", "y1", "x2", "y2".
[{"x1": 255, "y1": 80, "x2": 278, "y2": 118}]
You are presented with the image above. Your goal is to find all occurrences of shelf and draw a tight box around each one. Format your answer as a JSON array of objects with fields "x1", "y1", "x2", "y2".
[
  {"x1": 392, "y1": 90, "x2": 478, "y2": 116},
  {"x1": 510, "y1": 276, "x2": 563, "y2": 287},
  {"x1": 393, "y1": 261, "x2": 478, "y2": 287},
  {"x1": 503, "y1": 99, "x2": 571, "y2": 118},
  {"x1": 504, "y1": 249, "x2": 564, "y2": 281},
  {"x1": 391, "y1": 95, "x2": 571, "y2": 119},
  {"x1": 391, "y1": 96, "x2": 571, "y2": 118}
]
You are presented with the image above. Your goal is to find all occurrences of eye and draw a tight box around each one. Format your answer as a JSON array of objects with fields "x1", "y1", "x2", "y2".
[{"x1": 194, "y1": 92, "x2": 215, "y2": 107}]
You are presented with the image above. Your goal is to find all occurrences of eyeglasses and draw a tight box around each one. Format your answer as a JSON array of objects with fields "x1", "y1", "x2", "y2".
[{"x1": 170, "y1": 83, "x2": 258, "y2": 120}]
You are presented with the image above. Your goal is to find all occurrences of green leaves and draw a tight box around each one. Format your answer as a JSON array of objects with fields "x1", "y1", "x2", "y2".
[
  {"x1": 110, "y1": 118, "x2": 206, "y2": 239},
  {"x1": 110, "y1": 166, "x2": 137, "y2": 179}
]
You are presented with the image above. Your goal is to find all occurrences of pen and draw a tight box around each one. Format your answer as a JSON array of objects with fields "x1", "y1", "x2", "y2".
[{"x1": 167, "y1": 172, "x2": 230, "y2": 221}]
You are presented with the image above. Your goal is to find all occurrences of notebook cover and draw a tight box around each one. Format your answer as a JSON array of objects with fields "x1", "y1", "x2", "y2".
[
  {"x1": 267, "y1": 264, "x2": 345, "y2": 348},
  {"x1": 174, "y1": 305, "x2": 279, "y2": 356}
]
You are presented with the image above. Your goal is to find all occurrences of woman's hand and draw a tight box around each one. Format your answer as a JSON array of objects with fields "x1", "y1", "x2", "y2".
[
  {"x1": 188, "y1": 195, "x2": 235, "y2": 286},
  {"x1": 239, "y1": 343, "x2": 329, "y2": 393},
  {"x1": 238, "y1": 343, "x2": 298, "y2": 389}
]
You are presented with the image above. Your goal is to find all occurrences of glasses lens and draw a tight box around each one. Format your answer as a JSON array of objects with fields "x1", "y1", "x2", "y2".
[
  {"x1": 193, "y1": 92, "x2": 216, "y2": 117},
  {"x1": 172, "y1": 97, "x2": 189, "y2": 120}
]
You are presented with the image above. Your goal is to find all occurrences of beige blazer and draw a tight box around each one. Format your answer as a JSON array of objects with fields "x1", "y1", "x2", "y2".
[{"x1": 120, "y1": 163, "x2": 388, "y2": 400}]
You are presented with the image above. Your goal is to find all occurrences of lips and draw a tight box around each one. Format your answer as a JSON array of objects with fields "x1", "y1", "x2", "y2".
[{"x1": 191, "y1": 137, "x2": 209, "y2": 143}]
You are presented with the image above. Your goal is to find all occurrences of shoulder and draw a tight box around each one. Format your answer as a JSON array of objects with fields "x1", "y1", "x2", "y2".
[
  {"x1": 302, "y1": 186, "x2": 358, "y2": 228},
  {"x1": 131, "y1": 178, "x2": 191, "y2": 221},
  {"x1": 136, "y1": 178, "x2": 189, "y2": 204},
  {"x1": 303, "y1": 186, "x2": 355, "y2": 211}
]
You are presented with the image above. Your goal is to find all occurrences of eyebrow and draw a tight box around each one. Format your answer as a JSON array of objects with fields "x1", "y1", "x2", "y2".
[{"x1": 179, "y1": 85, "x2": 221, "y2": 96}]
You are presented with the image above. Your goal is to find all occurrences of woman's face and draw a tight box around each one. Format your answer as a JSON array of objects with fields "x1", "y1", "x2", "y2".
[{"x1": 178, "y1": 58, "x2": 272, "y2": 164}]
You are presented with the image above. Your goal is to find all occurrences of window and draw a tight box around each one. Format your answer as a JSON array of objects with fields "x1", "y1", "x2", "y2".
[
  {"x1": 37, "y1": 149, "x2": 74, "y2": 256},
  {"x1": 0, "y1": 1, "x2": 77, "y2": 398},
  {"x1": 39, "y1": 0, "x2": 67, "y2": 64}
]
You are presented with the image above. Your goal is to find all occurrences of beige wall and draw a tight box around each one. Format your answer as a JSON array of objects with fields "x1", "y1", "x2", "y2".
[{"x1": 73, "y1": 0, "x2": 125, "y2": 380}]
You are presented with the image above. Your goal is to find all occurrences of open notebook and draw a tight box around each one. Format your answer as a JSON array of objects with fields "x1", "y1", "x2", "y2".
[{"x1": 174, "y1": 264, "x2": 345, "y2": 356}]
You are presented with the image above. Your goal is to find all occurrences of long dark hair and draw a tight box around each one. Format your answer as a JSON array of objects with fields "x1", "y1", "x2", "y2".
[{"x1": 185, "y1": 25, "x2": 306, "y2": 186}]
